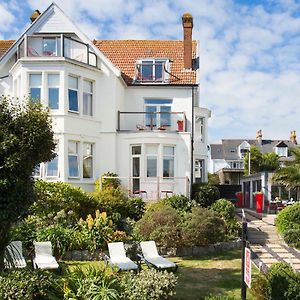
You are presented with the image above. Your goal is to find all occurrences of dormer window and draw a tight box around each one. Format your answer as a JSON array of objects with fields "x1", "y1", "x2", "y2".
[
  {"x1": 238, "y1": 141, "x2": 250, "y2": 159},
  {"x1": 135, "y1": 59, "x2": 169, "y2": 83},
  {"x1": 275, "y1": 142, "x2": 288, "y2": 157}
]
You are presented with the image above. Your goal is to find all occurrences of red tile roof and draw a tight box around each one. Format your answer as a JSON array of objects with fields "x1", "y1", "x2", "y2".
[
  {"x1": 0, "y1": 40, "x2": 14, "y2": 57},
  {"x1": 94, "y1": 40, "x2": 197, "y2": 86},
  {"x1": 0, "y1": 39, "x2": 198, "y2": 86}
]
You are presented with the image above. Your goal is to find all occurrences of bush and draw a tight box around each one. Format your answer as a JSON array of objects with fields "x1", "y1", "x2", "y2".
[
  {"x1": 210, "y1": 199, "x2": 240, "y2": 238},
  {"x1": 121, "y1": 268, "x2": 177, "y2": 300},
  {"x1": 63, "y1": 265, "x2": 121, "y2": 300},
  {"x1": 134, "y1": 203, "x2": 181, "y2": 248},
  {"x1": 96, "y1": 171, "x2": 121, "y2": 190},
  {"x1": 32, "y1": 180, "x2": 97, "y2": 223},
  {"x1": 204, "y1": 296, "x2": 237, "y2": 300},
  {"x1": 0, "y1": 268, "x2": 62, "y2": 299},
  {"x1": 181, "y1": 207, "x2": 226, "y2": 247},
  {"x1": 92, "y1": 188, "x2": 145, "y2": 229},
  {"x1": 192, "y1": 183, "x2": 220, "y2": 207},
  {"x1": 267, "y1": 262, "x2": 300, "y2": 300},
  {"x1": 250, "y1": 273, "x2": 269, "y2": 300},
  {"x1": 275, "y1": 202, "x2": 300, "y2": 234},
  {"x1": 36, "y1": 224, "x2": 78, "y2": 258},
  {"x1": 161, "y1": 194, "x2": 196, "y2": 214},
  {"x1": 283, "y1": 229, "x2": 300, "y2": 248}
]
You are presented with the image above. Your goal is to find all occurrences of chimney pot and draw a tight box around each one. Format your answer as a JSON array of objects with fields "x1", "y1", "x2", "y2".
[
  {"x1": 290, "y1": 130, "x2": 297, "y2": 145},
  {"x1": 30, "y1": 10, "x2": 41, "y2": 23},
  {"x1": 256, "y1": 129, "x2": 263, "y2": 145},
  {"x1": 182, "y1": 12, "x2": 193, "y2": 69}
]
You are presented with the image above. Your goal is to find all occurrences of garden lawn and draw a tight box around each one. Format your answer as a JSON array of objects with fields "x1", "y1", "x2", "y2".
[
  {"x1": 62, "y1": 249, "x2": 258, "y2": 300},
  {"x1": 173, "y1": 249, "x2": 257, "y2": 300}
]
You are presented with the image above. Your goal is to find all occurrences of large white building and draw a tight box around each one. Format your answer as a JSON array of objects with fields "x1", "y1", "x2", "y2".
[{"x1": 0, "y1": 3, "x2": 211, "y2": 199}]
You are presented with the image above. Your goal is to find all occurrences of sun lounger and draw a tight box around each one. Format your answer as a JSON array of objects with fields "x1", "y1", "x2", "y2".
[
  {"x1": 32, "y1": 241, "x2": 59, "y2": 269},
  {"x1": 105, "y1": 242, "x2": 138, "y2": 271},
  {"x1": 140, "y1": 240, "x2": 178, "y2": 271},
  {"x1": 4, "y1": 241, "x2": 27, "y2": 268}
]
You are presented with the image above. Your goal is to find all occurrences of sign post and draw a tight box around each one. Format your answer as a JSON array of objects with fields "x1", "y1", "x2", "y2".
[{"x1": 241, "y1": 210, "x2": 248, "y2": 300}]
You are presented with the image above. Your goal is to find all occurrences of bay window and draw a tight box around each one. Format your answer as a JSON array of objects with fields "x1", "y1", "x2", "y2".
[
  {"x1": 48, "y1": 74, "x2": 59, "y2": 109},
  {"x1": 83, "y1": 80, "x2": 93, "y2": 116},
  {"x1": 68, "y1": 76, "x2": 79, "y2": 112},
  {"x1": 83, "y1": 143, "x2": 93, "y2": 178},
  {"x1": 29, "y1": 73, "x2": 42, "y2": 103},
  {"x1": 68, "y1": 141, "x2": 79, "y2": 177}
]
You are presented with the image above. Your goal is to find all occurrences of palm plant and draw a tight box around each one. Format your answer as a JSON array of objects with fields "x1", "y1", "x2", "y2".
[{"x1": 272, "y1": 148, "x2": 300, "y2": 199}]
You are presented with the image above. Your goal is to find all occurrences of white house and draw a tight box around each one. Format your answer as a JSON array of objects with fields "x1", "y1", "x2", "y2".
[{"x1": 0, "y1": 3, "x2": 210, "y2": 200}]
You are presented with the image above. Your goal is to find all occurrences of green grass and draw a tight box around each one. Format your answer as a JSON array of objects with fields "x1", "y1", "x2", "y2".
[
  {"x1": 62, "y1": 249, "x2": 258, "y2": 300},
  {"x1": 172, "y1": 249, "x2": 257, "y2": 300}
]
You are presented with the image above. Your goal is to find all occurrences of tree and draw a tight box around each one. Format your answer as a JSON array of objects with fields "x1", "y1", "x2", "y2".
[
  {"x1": 208, "y1": 172, "x2": 220, "y2": 185},
  {"x1": 0, "y1": 96, "x2": 55, "y2": 270},
  {"x1": 244, "y1": 146, "x2": 263, "y2": 175},
  {"x1": 272, "y1": 147, "x2": 300, "y2": 199},
  {"x1": 244, "y1": 146, "x2": 280, "y2": 175}
]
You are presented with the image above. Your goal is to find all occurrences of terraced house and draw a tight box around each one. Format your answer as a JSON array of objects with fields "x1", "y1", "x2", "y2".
[{"x1": 0, "y1": 3, "x2": 210, "y2": 200}]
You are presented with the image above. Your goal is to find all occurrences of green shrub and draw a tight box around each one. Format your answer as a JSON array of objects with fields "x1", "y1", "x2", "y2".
[
  {"x1": 192, "y1": 183, "x2": 220, "y2": 207},
  {"x1": 0, "y1": 268, "x2": 62, "y2": 299},
  {"x1": 134, "y1": 203, "x2": 181, "y2": 248},
  {"x1": 204, "y1": 296, "x2": 237, "y2": 300},
  {"x1": 36, "y1": 224, "x2": 78, "y2": 258},
  {"x1": 181, "y1": 207, "x2": 226, "y2": 246},
  {"x1": 92, "y1": 188, "x2": 145, "y2": 229},
  {"x1": 275, "y1": 202, "x2": 300, "y2": 233},
  {"x1": 161, "y1": 194, "x2": 196, "y2": 214},
  {"x1": 63, "y1": 265, "x2": 121, "y2": 300},
  {"x1": 97, "y1": 171, "x2": 121, "y2": 190},
  {"x1": 250, "y1": 273, "x2": 269, "y2": 300},
  {"x1": 210, "y1": 199, "x2": 240, "y2": 238},
  {"x1": 32, "y1": 180, "x2": 97, "y2": 222},
  {"x1": 121, "y1": 268, "x2": 177, "y2": 300},
  {"x1": 283, "y1": 229, "x2": 300, "y2": 248},
  {"x1": 267, "y1": 262, "x2": 300, "y2": 300}
]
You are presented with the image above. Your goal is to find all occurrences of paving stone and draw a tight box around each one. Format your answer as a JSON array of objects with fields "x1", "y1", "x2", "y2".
[
  {"x1": 261, "y1": 258, "x2": 279, "y2": 263},
  {"x1": 257, "y1": 253, "x2": 274, "y2": 258},
  {"x1": 279, "y1": 253, "x2": 297, "y2": 258}
]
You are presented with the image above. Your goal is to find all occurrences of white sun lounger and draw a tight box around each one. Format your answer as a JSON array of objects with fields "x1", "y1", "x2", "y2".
[
  {"x1": 105, "y1": 242, "x2": 138, "y2": 271},
  {"x1": 4, "y1": 241, "x2": 27, "y2": 268},
  {"x1": 33, "y1": 241, "x2": 59, "y2": 269},
  {"x1": 140, "y1": 241, "x2": 178, "y2": 271}
]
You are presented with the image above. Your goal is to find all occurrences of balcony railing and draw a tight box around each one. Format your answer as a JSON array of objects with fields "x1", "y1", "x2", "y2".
[
  {"x1": 117, "y1": 111, "x2": 187, "y2": 132},
  {"x1": 100, "y1": 175, "x2": 190, "y2": 200},
  {"x1": 17, "y1": 34, "x2": 98, "y2": 68}
]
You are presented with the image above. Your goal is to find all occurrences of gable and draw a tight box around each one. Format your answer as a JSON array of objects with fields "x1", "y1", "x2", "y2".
[{"x1": 275, "y1": 141, "x2": 288, "y2": 148}]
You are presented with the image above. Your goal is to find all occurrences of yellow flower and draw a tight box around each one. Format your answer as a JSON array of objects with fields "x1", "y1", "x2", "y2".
[
  {"x1": 100, "y1": 212, "x2": 107, "y2": 220},
  {"x1": 86, "y1": 214, "x2": 94, "y2": 230},
  {"x1": 95, "y1": 209, "x2": 100, "y2": 219}
]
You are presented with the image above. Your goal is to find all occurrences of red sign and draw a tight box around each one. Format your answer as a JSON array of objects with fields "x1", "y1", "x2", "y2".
[{"x1": 244, "y1": 247, "x2": 252, "y2": 288}]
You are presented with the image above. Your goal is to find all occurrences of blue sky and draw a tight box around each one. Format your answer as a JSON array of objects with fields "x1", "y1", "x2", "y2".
[{"x1": 1, "y1": 0, "x2": 300, "y2": 143}]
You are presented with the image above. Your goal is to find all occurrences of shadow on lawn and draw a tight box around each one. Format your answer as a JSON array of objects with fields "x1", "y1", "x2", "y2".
[{"x1": 173, "y1": 250, "x2": 243, "y2": 300}]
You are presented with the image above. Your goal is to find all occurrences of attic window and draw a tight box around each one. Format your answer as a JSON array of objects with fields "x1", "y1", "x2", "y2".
[{"x1": 135, "y1": 59, "x2": 170, "y2": 83}]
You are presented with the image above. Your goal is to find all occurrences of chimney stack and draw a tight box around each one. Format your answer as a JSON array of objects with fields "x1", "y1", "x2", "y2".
[
  {"x1": 182, "y1": 12, "x2": 193, "y2": 70},
  {"x1": 30, "y1": 10, "x2": 41, "y2": 23},
  {"x1": 290, "y1": 130, "x2": 297, "y2": 145},
  {"x1": 256, "y1": 129, "x2": 263, "y2": 145}
]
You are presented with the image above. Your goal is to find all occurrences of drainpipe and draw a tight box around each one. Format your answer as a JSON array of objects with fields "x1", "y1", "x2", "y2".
[{"x1": 190, "y1": 86, "x2": 195, "y2": 198}]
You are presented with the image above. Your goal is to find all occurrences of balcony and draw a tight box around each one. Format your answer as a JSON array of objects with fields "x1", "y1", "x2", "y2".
[
  {"x1": 117, "y1": 111, "x2": 187, "y2": 132},
  {"x1": 17, "y1": 34, "x2": 98, "y2": 68}
]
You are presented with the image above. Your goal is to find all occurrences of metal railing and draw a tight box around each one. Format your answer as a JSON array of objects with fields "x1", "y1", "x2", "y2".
[
  {"x1": 99, "y1": 175, "x2": 190, "y2": 200},
  {"x1": 117, "y1": 111, "x2": 187, "y2": 132},
  {"x1": 17, "y1": 34, "x2": 98, "y2": 68}
]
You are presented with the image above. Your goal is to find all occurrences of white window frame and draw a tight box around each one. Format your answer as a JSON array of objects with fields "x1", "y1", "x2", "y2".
[
  {"x1": 136, "y1": 59, "x2": 169, "y2": 82},
  {"x1": 82, "y1": 79, "x2": 93, "y2": 116},
  {"x1": 146, "y1": 144, "x2": 158, "y2": 178},
  {"x1": 162, "y1": 146, "x2": 175, "y2": 178},
  {"x1": 68, "y1": 75, "x2": 79, "y2": 113},
  {"x1": 144, "y1": 99, "x2": 172, "y2": 128},
  {"x1": 29, "y1": 73, "x2": 42, "y2": 103},
  {"x1": 276, "y1": 147, "x2": 287, "y2": 157},
  {"x1": 47, "y1": 73, "x2": 60, "y2": 110},
  {"x1": 83, "y1": 142, "x2": 94, "y2": 179},
  {"x1": 68, "y1": 141, "x2": 80, "y2": 178},
  {"x1": 45, "y1": 140, "x2": 59, "y2": 178}
]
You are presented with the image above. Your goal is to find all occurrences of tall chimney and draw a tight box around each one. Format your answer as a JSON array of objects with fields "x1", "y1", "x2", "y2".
[
  {"x1": 290, "y1": 130, "x2": 297, "y2": 145},
  {"x1": 30, "y1": 10, "x2": 41, "y2": 23},
  {"x1": 182, "y1": 12, "x2": 193, "y2": 70},
  {"x1": 256, "y1": 129, "x2": 263, "y2": 146}
]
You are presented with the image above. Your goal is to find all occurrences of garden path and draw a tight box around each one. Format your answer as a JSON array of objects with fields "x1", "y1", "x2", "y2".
[{"x1": 237, "y1": 209, "x2": 300, "y2": 273}]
